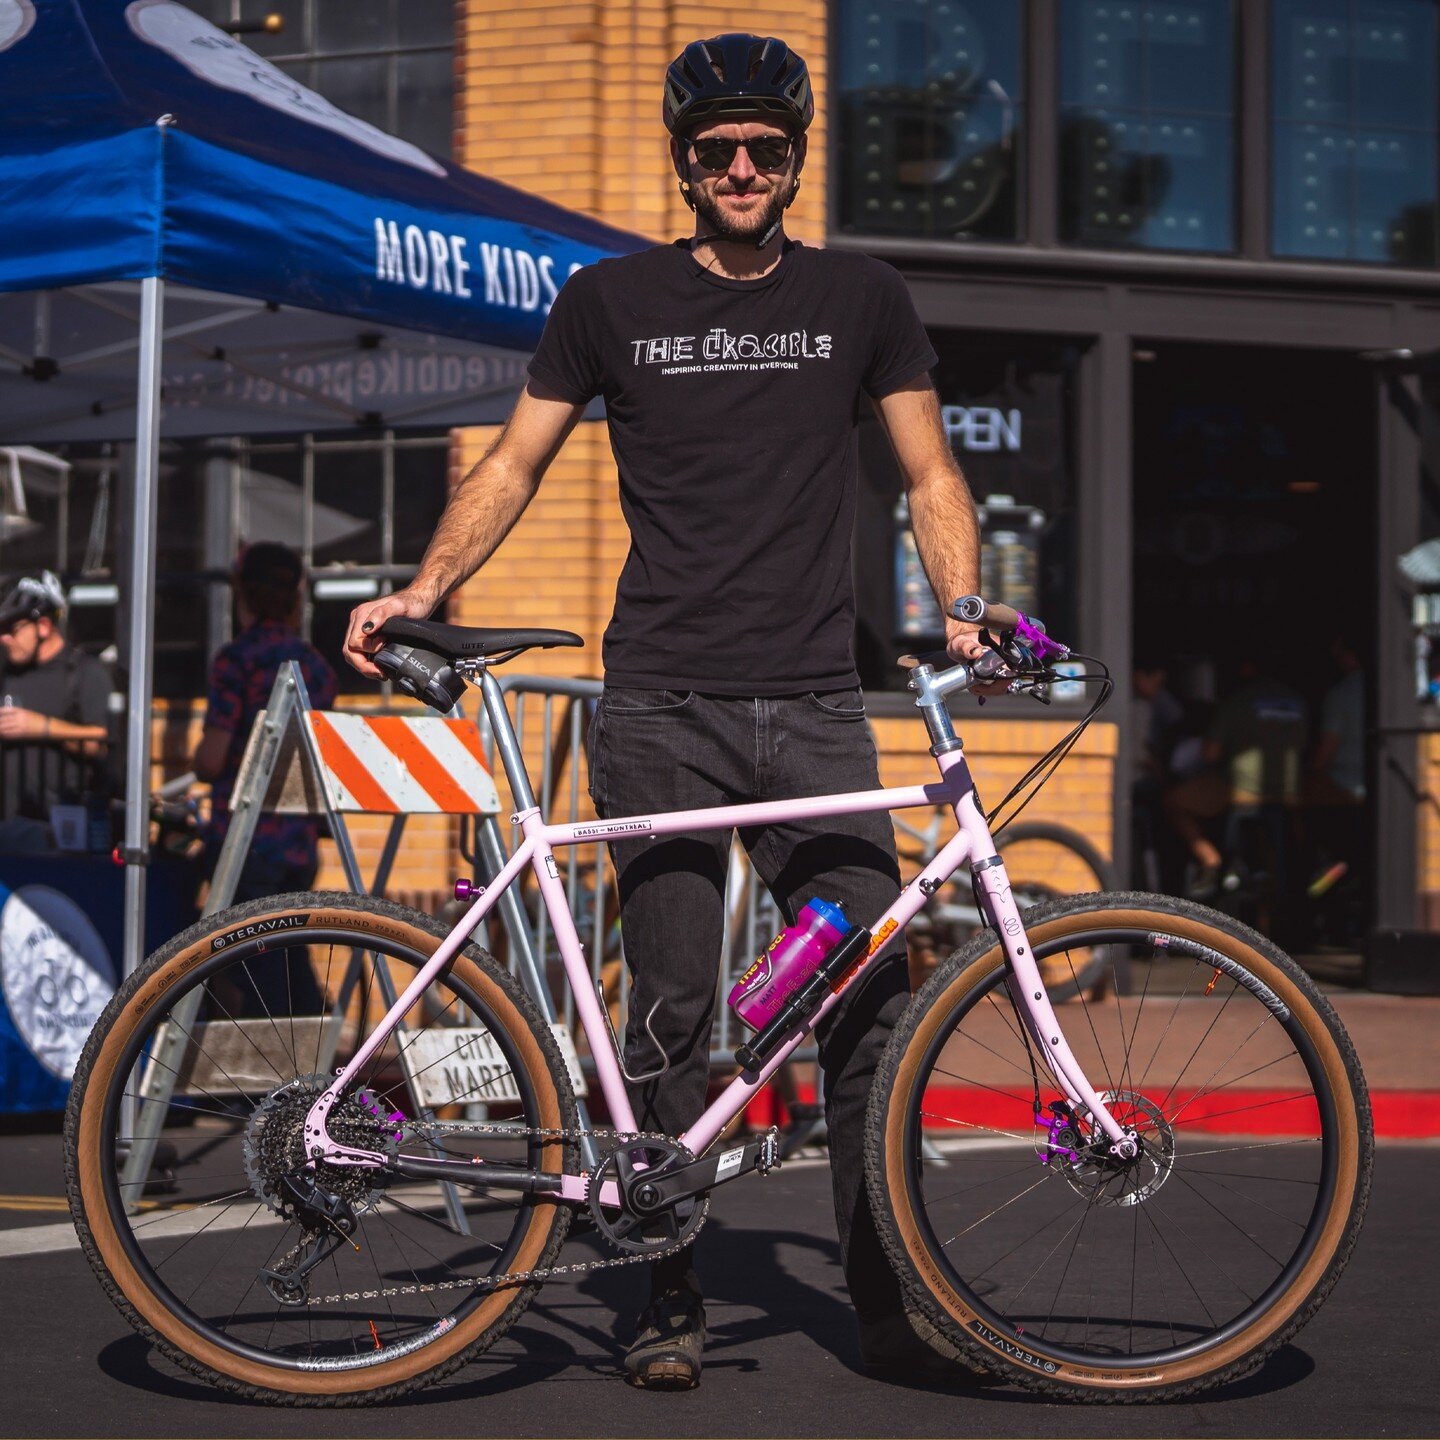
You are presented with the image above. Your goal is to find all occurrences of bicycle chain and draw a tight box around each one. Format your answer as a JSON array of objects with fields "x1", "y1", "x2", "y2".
[{"x1": 300, "y1": 1122, "x2": 704, "y2": 1309}]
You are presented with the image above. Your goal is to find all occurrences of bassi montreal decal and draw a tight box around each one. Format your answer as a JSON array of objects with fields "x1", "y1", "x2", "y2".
[
  {"x1": 212, "y1": 914, "x2": 312, "y2": 951},
  {"x1": 572, "y1": 820, "x2": 653, "y2": 839}
]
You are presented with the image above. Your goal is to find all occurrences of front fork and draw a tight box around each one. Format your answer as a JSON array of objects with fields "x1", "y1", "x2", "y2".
[{"x1": 970, "y1": 853, "x2": 1136, "y2": 1159}]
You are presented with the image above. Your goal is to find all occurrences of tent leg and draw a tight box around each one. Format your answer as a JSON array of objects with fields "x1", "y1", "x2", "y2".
[{"x1": 117, "y1": 276, "x2": 164, "y2": 1147}]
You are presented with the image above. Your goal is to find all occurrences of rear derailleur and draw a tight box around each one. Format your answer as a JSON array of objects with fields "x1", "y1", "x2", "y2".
[{"x1": 259, "y1": 1171, "x2": 361, "y2": 1306}]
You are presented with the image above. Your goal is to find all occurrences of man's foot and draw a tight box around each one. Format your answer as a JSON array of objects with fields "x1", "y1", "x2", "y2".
[
  {"x1": 624, "y1": 1289, "x2": 706, "y2": 1391},
  {"x1": 858, "y1": 1309, "x2": 992, "y2": 1385}
]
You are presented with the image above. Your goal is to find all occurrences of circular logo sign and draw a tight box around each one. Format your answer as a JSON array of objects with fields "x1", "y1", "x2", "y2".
[
  {"x1": 0, "y1": 0, "x2": 35, "y2": 53},
  {"x1": 0, "y1": 885, "x2": 114, "y2": 1080}
]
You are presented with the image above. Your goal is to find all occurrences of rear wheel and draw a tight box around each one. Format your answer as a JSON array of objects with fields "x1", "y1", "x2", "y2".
[
  {"x1": 66, "y1": 893, "x2": 576, "y2": 1405},
  {"x1": 866, "y1": 891, "x2": 1371, "y2": 1401}
]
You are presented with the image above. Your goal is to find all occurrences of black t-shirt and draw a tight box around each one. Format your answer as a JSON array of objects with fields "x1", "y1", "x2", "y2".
[
  {"x1": 0, "y1": 645, "x2": 112, "y2": 822},
  {"x1": 528, "y1": 240, "x2": 937, "y2": 694}
]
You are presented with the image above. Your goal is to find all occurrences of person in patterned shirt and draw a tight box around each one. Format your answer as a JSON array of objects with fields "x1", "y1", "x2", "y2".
[{"x1": 194, "y1": 541, "x2": 338, "y2": 904}]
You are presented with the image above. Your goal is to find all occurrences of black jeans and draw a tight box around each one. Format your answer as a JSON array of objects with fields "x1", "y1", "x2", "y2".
[{"x1": 588, "y1": 686, "x2": 910, "y2": 1321}]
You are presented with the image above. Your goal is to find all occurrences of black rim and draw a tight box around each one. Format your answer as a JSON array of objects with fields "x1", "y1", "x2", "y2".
[
  {"x1": 900, "y1": 919, "x2": 1342, "y2": 1373},
  {"x1": 96, "y1": 922, "x2": 557, "y2": 1376}
]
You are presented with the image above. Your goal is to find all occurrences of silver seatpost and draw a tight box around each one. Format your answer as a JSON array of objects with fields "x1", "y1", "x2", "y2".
[{"x1": 477, "y1": 666, "x2": 536, "y2": 811}]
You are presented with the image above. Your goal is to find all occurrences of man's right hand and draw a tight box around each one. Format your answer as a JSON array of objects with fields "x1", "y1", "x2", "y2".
[{"x1": 344, "y1": 585, "x2": 439, "y2": 678}]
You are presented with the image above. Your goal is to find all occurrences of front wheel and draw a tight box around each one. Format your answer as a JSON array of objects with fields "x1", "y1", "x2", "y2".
[
  {"x1": 865, "y1": 891, "x2": 1371, "y2": 1402},
  {"x1": 65, "y1": 893, "x2": 577, "y2": 1405}
]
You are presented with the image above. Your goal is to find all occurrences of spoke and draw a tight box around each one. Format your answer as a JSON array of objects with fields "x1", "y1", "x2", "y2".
[
  {"x1": 1069, "y1": 957, "x2": 1121, "y2": 1100},
  {"x1": 1142, "y1": 1192, "x2": 1260, "y2": 1307},
  {"x1": 184, "y1": 1197, "x2": 262, "y2": 1308},
  {"x1": 1163, "y1": 1167, "x2": 1294, "y2": 1266},
  {"x1": 1116, "y1": 946, "x2": 1155, "y2": 1102},
  {"x1": 128, "y1": 1187, "x2": 254, "y2": 1233},
  {"x1": 1040, "y1": 1183, "x2": 1106, "y2": 1343},
  {"x1": 1136, "y1": 1201, "x2": 1220, "y2": 1330},
  {"x1": 200, "y1": 979, "x2": 292, "y2": 1089},
  {"x1": 953, "y1": 1005, "x2": 1051, "y2": 1089},
  {"x1": 919, "y1": 1109, "x2": 1034, "y2": 1144},
  {"x1": 939, "y1": 1171, "x2": 1054, "y2": 1248},
  {"x1": 923, "y1": 1156, "x2": 1049, "y2": 1207},
  {"x1": 1161, "y1": 1010, "x2": 1279, "y2": 1124},
  {"x1": 1180, "y1": 1135, "x2": 1319, "y2": 1161},
  {"x1": 1153, "y1": 981, "x2": 1242, "y2": 1117},
  {"x1": 1181, "y1": 1168, "x2": 1311, "y2": 1230},
  {"x1": 1166, "y1": 1050, "x2": 1299, "y2": 1125},
  {"x1": 929, "y1": 1064, "x2": 1037, "y2": 1112},
  {"x1": 1171, "y1": 1092, "x2": 1318, "y2": 1129},
  {"x1": 1133, "y1": 960, "x2": 1203, "y2": 1096}
]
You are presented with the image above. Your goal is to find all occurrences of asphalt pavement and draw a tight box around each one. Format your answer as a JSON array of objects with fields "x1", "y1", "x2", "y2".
[{"x1": 0, "y1": 1126, "x2": 1437, "y2": 1439}]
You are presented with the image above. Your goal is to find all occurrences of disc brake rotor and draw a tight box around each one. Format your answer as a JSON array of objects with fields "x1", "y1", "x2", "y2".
[{"x1": 1060, "y1": 1089, "x2": 1175, "y2": 1208}]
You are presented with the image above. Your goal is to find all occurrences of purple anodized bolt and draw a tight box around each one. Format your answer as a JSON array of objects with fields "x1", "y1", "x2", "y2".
[{"x1": 454, "y1": 878, "x2": 484, "y2": 902}]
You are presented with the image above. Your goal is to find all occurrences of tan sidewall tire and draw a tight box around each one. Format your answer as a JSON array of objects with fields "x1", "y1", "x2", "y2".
[
  {"x1": 869, "y1": 895, "x2": 1370, "y2": 1399},
  {"x1": 68, "y1": 896, "x2": 573, "y2": 1402}
]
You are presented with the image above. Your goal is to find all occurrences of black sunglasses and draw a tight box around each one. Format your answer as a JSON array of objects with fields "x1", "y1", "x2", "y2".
[{"x1": 689, "y1": 134, "x2": 793, "y2": 171}]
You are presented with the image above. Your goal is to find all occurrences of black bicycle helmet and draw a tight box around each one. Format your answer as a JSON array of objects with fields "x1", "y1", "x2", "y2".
[
  {"x1": 0, "y1": 570, "x2": 65, "y2": 628},
  {"x1": 663, "y1": 34, "x2": 814, "y2": 137}
]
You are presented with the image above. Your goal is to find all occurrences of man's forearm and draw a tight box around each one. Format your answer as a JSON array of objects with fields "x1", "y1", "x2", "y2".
[
  {"x1": 43, "y1": 719, "x2": 107, "y2": 759},
  {"x1": 410, "y1": 444, "x2": 539, "y2": 608},
  {"x1": 907, "y1": 461, "x2": 982, "y2": 638}
]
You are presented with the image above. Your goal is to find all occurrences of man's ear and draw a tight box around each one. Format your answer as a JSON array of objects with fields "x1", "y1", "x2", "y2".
[{"x1": 669, "y1": 135, "x2": 688, "y2": 183}]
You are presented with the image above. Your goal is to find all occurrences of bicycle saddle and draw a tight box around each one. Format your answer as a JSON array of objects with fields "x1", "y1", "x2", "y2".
[{"x1": 380, "y1": 617, "x2": 583, "y2": 661}]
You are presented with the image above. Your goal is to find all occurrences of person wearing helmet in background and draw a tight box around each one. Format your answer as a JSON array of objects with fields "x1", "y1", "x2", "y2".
[
  {"x1": 344, "y1": 34, "x2": 989, "y2": 1390},
  {"x1": 0, "y1": 570, "x2": 112, "y2": 852}
]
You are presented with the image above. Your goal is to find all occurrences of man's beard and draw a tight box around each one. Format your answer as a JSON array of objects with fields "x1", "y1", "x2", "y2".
[{"x1": 692, "y1": 181, "x2": 789, "y2": 247}]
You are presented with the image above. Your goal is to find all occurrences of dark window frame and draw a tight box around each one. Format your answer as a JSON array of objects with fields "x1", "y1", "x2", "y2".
[
  {"x1": 827, "y1": 0, "x2": 1440, "y2": 275},
  {"x1": 190, "y1": 0, "x2": 454, "y2": 158}
]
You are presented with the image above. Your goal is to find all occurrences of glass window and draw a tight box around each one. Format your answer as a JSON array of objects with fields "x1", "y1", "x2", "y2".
[
  {"x1": 1272, "y1": 0, "x2": 1439, "y2": 264},
  {"x1": 853, "y1": 335, "x2": 1079, "y2": 690},
  {"x1": 188, "y1": 0, "x2": 453, "y2": 158},
  {"x1": 23, "y1": 433, "x2": 449, "y2": 698},
  {"x1": 1059, "y1": 0, "x2": 1236, "y2": 253},
  {"x1": 835, "y1": 1, "x2": 1025, "y2": 241}
]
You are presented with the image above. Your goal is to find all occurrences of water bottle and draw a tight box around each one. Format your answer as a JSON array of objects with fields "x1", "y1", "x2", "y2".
[{"x1": 728, "y1": 899, "x2": 852, "y2": 1031}]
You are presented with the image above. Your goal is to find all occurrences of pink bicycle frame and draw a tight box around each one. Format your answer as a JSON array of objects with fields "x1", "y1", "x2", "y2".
[{"x1": 301, "y1": 701, "x2": 1132, "y2": 1187}]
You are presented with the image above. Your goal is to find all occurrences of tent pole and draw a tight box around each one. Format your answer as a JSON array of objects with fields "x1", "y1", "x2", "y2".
[{"x1": 119, "y1": 276, "x2": 164, "y2": 1138}]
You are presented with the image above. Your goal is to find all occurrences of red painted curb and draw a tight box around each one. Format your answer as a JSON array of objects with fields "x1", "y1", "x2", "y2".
[{"x1": 740, "y1": 1086, "x2": 1440, "y2": 1139}]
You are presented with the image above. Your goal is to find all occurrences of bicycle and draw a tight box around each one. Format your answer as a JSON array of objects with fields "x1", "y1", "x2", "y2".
[{"x1": 65, "y1": 598, "x2": 1372, "y2": 1404}]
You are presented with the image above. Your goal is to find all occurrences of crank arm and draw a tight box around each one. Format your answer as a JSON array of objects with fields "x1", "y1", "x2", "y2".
[{"x1": 626, "y1": 1133, "x2": 779, "y2": 1217}]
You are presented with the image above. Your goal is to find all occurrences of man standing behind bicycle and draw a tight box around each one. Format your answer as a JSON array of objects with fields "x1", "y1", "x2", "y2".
[{"x1": 346, "y1": 33, "x2": 990, "y2": 1391}]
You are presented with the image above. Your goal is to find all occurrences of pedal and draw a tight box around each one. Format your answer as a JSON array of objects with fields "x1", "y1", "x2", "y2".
[{"x1": 757, "y1": 1126, "x2": 782, "y2": 1176}]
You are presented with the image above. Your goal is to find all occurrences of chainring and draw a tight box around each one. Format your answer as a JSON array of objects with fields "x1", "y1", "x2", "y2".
[
  {"x1": 587, "y1": 1137, "x2": 709, "y2": 1255},
  {"x1": 242, "y1": 1074, "x2": 397, "y2": 1218}
]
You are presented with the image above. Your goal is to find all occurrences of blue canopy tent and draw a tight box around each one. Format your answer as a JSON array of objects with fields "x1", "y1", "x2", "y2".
[{"x1": 0, "y1": 0, "x2": 643, "y2": 1002}]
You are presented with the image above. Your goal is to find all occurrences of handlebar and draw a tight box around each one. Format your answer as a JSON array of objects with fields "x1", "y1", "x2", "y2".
[{"x1": 953, "y1": 594, "x2": 1023, "y2": 631}]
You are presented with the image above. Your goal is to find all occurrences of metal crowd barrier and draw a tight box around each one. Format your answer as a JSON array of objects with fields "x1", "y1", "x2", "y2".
[{"x1": 473, "y1": 675, "x2": 802, "y2": 1070}]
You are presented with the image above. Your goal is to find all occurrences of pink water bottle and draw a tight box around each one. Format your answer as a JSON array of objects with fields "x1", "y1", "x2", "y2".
[{"x1": 728, "y1": 899, "x2": 852, "y2": 1031}]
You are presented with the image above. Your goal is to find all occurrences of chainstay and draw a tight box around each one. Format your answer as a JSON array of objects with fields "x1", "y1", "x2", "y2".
[{"x1": 300, "y1": 1122, "x2": 705, "y2": 1308}]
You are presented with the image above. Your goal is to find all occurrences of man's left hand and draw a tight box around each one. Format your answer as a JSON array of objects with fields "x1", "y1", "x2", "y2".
[{"x1": 0, "y1": 706, "x2": 48, "y2": 740}]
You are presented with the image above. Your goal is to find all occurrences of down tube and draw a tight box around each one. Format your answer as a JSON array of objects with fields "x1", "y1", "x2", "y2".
[{"x1": 682, "y1": 824, "x2": 977, "y2": 1159}]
